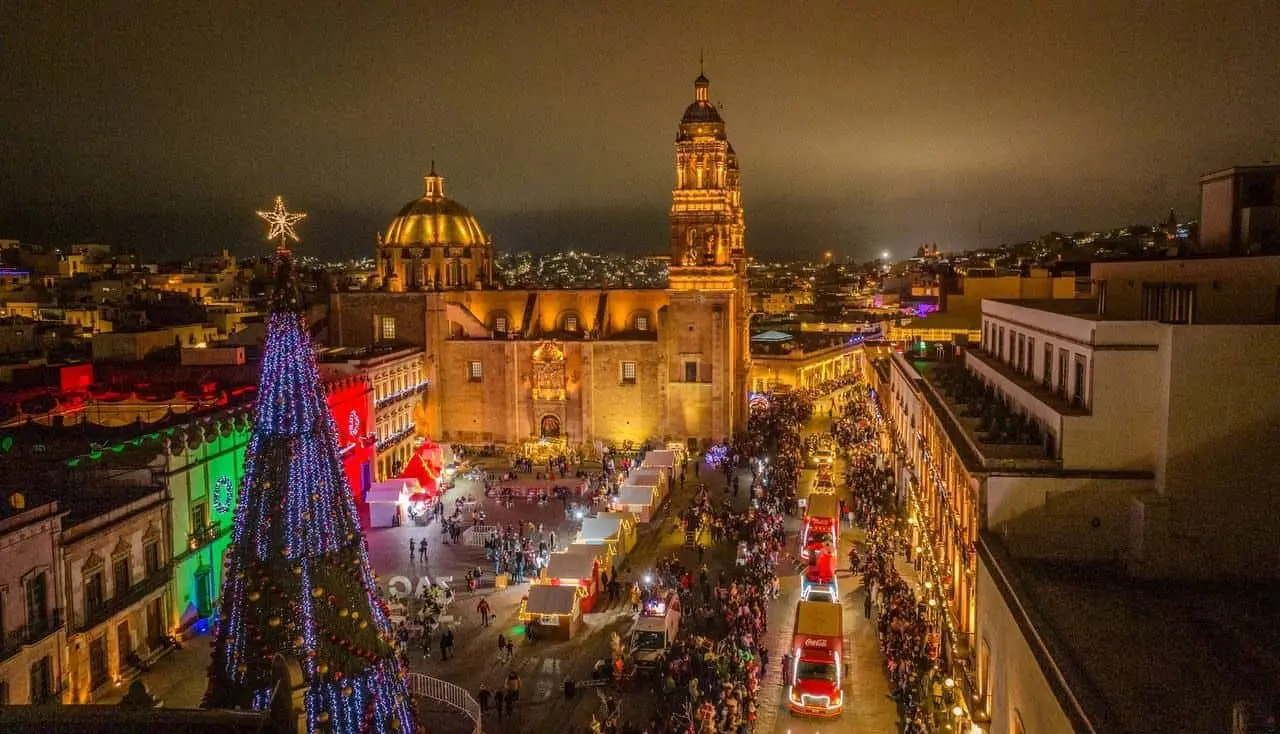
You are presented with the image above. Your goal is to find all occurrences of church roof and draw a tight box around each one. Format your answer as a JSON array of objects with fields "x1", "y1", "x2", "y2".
[
  {"x1": 680, "y1": 100, "x2": 723, "y2": 125},
  {"x1": 382, "y1": 167, "x2": 488, "y2": 249}
]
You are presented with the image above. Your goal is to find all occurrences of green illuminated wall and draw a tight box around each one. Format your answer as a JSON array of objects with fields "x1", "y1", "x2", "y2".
[{"x1": 160, "y1": 415, "x2": 252, "y2": 633}]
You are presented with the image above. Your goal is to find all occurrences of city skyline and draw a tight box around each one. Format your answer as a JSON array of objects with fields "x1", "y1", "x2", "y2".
[{"x1": 3, "y1": 2, "x2": 1279, "y2": 261}]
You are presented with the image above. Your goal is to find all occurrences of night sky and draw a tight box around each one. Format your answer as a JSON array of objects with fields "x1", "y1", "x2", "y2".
[{"x1": 3, "y1": 1, "x2": 1279, "y2": 261}]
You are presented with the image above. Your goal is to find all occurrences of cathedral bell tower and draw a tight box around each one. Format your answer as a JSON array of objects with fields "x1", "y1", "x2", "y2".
[{"x1": 663, "y1": 70, "x2": 750, "y2": 444}]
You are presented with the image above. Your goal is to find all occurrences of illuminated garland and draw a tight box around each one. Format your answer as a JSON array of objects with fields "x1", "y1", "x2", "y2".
[
  {"x1": 374, "y1": 380, "x2": 430, "y2": 410},
  {"x1": 205, "y1": 231, "x2": 413, "y2": 733}
]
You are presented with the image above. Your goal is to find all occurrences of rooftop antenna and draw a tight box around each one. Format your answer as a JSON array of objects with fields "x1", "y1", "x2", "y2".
[{"x1": 699, "y1": 47, "x2": 704, "y2": 76}]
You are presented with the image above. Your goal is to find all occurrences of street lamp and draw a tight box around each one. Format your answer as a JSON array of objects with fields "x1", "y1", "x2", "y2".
[{"x1": 881, "y1": 250, "x2": 891, "y2": 260}]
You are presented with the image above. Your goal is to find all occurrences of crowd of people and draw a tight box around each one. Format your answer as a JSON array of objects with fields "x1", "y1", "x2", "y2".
[
  {"x1": 482, "y1": 523, "x2": 552, "y2": 583},
  {"x1": 584, "y1": 392, "x2": 810, "y2": 734},
  {"x1": 828, "y1": 383, "x2": 941, "y2": 733}
]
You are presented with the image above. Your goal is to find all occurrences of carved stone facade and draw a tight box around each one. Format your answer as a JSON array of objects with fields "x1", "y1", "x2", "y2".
[{"x1": 329, "y1": 72, "x2": 749, "y2": 448}]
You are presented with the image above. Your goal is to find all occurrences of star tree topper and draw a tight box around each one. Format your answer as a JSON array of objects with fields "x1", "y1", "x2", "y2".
[{"x1": 256, "y1": 195, "x2": 306, "y2": 254}]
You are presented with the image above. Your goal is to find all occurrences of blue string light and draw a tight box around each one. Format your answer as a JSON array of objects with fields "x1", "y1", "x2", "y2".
[{"x1": 206, "y1": 295, "x2": 414, "y2": 733}]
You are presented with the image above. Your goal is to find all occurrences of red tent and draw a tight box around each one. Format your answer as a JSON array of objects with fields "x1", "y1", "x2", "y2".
[{"x1": 397, "y1": 443, "x2": 441, "y2": 498}]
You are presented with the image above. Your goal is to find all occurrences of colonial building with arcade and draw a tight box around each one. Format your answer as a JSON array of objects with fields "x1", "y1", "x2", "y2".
[{"x1": 329, "y1": 72, "x2": 751, "y2": 450}]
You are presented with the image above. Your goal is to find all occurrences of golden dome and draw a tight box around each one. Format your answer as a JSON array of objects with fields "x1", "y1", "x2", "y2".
[{"x1": 382, "y1": 166, "x2": 488, "y2": 248}]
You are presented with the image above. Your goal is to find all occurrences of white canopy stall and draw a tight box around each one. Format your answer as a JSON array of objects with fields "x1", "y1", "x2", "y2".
[
  {"x1": 614, "y1": 485, "x2": 659, "y2": 523},
  {"x1": 577, "y1": 515, "x2": 637, "y2": 557},
  {"x1": 366, "y1": 479, "x2": 420, "y2": 528}
]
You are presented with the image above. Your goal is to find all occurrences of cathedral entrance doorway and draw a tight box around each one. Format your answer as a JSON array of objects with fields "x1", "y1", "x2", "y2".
[{"x1": 539, "y1": 414, "x2": 562, "y2": 439}]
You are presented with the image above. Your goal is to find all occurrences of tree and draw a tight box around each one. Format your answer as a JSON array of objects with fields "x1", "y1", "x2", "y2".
[{"x1": 205, "y1": 234, "x2": 414, "y2": 733}]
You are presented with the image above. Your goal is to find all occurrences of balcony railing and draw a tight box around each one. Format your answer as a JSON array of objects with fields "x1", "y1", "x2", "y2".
[
  {"x1": 0, "y1": 609, "x2": 65, "y2": 662},
  {"x1": 80, "y1": 565, "x2": 172, "y2": 632},
  {"x1": 376, "y1": 425, "x2": 415, "y2": 452},
  {"x1": 188, "y1": 520, "x2": 222, "y2": 551},
  {"x1": 375, "y1": 380, "x2": 429, "y2": 410}
]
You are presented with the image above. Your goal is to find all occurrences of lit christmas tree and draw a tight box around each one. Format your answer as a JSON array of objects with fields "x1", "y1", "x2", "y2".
[{"x1": 205, "y1": 197, "x2": 415, "y2": 733}]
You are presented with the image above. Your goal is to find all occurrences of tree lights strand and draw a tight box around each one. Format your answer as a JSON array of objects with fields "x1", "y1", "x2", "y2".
[{"x1": 206, "y1": 241, "x2": 413, "y2": 733}]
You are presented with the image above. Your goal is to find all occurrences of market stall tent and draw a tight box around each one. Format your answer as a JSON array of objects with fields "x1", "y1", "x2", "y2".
[
  {"x1": 641, "y1": 449, "x2": 678, "y2": 472},
  {"x1": 366, "y1": 480, "x2": 418, "y2": 528},
  {"x1": 543, "y1": 546, "x2": 604, "y2": 612},
  {"x1": 615, "y1": 485, "x2": 658, "y2": 522},
  {"x1": 627, "y1": 468, "x2": 668, "y2": 498},
  {"x1": 520, "y1": 584, "x2": 585, "y2": 640},
  {"x1": 577, "y1": 515, "x2": 637, "y2": 557}
]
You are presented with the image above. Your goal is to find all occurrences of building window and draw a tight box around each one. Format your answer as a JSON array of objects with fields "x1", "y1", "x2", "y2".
[
  {"x1": 1016, "y1": 334, "x2": 1025, "y2": 372},
  {"x1": 621, "y1": 361, "x2": 637, "y2": 384},
  {"x1": 191, "y1": 502, "x2": 208, "y2": 534},
  {"x1": 634, "y1": 314, "x2": 650, "y2": 331},
  {"x1": 684, "y1": 361, "x2": 699, "y2": 382},
  {"x1": 1073, "y1": 354, "x2": 1087, "y2": 406},
  {"x1": 1057, "y1": 348, "x2": 1068, "y2": 396},
  {"x1": 379, "y1": 316, "x2": 397, "y2": 341},
  {"x1": 1042, "y1": 342, "x2": 1053, "y2": 387},
  {"x1": 1140, "y1": 282, "x2": 1196, "y2": 324},
  {"x1": 467, "y1": 360, "x2": 483, "y2": 382},
  {"x1": 29, "y1": 656, "x2": 53, "y2": 705},
  {"x1": 144, "y1": 541, "x2": 161, "y2": 576},
  {"x1": 997, "y1": 327, "x2": 1005, "y2": 360},
  {"x1": 1026, "y1": 337, "x2": 1035, "y2": 376},
  {"x1": 493, "y1": 315, "x2": 508, "y2": 333},
  {"x1": 25, "y1": 572, "x2": 49, "y2": 630},
  {"x1": 563, "y1": 313, "x2": 579, "y2": 332},
  {"x1": 112, "y1": 554, "x2": 132, "y2": 596},
  {"x1": 84, "y1": 569, "x2": 105, "y2": 619}
]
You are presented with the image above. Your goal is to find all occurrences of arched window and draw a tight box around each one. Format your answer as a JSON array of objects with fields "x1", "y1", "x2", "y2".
[
  {"x1": 633, "y1": 312, "x2": 651, "y2": 332},
  {"x1": 560, "y1": 312, "x2": 580, "y2": 333}
]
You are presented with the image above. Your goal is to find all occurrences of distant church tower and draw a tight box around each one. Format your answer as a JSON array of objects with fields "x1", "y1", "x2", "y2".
[{"x1": 663, "y1": 69, "x2": 750, "y2": 443}]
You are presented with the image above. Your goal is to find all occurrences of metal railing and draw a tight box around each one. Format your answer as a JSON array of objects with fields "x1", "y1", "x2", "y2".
[
  {"x1": 1, "y1": 609, "x2": 65, "y2": 662},
  {"x1": 463, "y1": 525, "x2": 501, "y2": 547},
  {"x1": 408, "y1": 672, "x2": 481, "y2": 734},
  {"x1": 188, "y1": 520, "x2": 222, "y2": 551},
  {"x1": 80, "y1": 565, "x2": 172, "y2": 632}
]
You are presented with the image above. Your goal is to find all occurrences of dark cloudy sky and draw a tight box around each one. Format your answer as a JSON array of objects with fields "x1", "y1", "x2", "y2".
[{"x1": 3, "y1": 1, "x2": 1278, "y2": 261}]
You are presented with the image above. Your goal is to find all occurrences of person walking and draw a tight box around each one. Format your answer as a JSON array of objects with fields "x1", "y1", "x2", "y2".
[
  {"x1": 782, "y1": 653, "x2": 793, "y2": 686},
  {"x1": 477, "y1": 598, "x2": 492, "y2": 627},
  {"x1": 408, "y1": 538, "x2": 416, "y2": 563},
  {"x1": 440, "y1": 628, "x2": 454, "y2": 660},
  {"x1": 497, "y1": 634, "x2": 508, "y2": 664},
  {"x1": 476, "y1": 685, "x2": 491, "y2": 713},
  {"x1": 419, "y1": 539, "x2": 428, "y2": 563},
  {"x1": 864, "y1": 590, "x2": 873, "y2": 619},
  {"x1": 493, "y1": 690, "x2": 505, "y2": 721},
  {"x1": 505, "y1": 671, "x2": 521, "y2": 715}
]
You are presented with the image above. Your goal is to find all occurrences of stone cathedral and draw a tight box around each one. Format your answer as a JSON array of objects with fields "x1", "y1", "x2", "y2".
[{"x1": 329, "y1": 72, "x2": 750, "y2": 449}]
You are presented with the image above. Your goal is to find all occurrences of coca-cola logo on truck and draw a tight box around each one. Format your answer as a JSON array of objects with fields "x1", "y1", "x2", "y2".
[{"x1": 802, "y1": 637, "x2": 829, "y2": 648}]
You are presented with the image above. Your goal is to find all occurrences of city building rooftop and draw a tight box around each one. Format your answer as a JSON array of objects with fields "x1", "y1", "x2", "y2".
[
  {"x1": 982, "y1": 534, "x2": 1280, "y2": 734},
  {"x1": 988, "y1": 298, "x2": 1100, "y2": 319}
]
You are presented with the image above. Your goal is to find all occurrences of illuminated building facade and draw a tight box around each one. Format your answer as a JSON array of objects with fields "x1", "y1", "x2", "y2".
[
  {"x1": 329, "y1": 72, "x2": 750, "y2": 447},
  {"x1": 322, "y1": 374, "x2": 376, "y2": 496},
  {"x1": 60, "y1": 487, "x2": 172, "y2": 703},
  {"x1": 149, "y1": 409, "x2": 252, "y2": 636},
  {"x1": 0, "y1": 499, "x2": 68, "y2": 705},
  {"x1": 320, "y1": 347, "x2": 425, "y2": 481}
]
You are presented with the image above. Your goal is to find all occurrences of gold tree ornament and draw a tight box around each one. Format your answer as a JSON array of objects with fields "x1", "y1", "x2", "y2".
[{"x1": 256, "y1": 195, "x2": 307, "y2": 254}]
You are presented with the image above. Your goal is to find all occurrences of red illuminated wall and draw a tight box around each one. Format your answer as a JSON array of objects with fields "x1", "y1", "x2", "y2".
[{"x1": 325, "y1": 375, "x2": 375, "y2": 507}]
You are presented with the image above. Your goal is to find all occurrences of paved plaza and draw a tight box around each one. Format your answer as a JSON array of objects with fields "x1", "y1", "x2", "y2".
[{"x1": 113, "y1": 396, "x2": 906, "y2": 733}]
